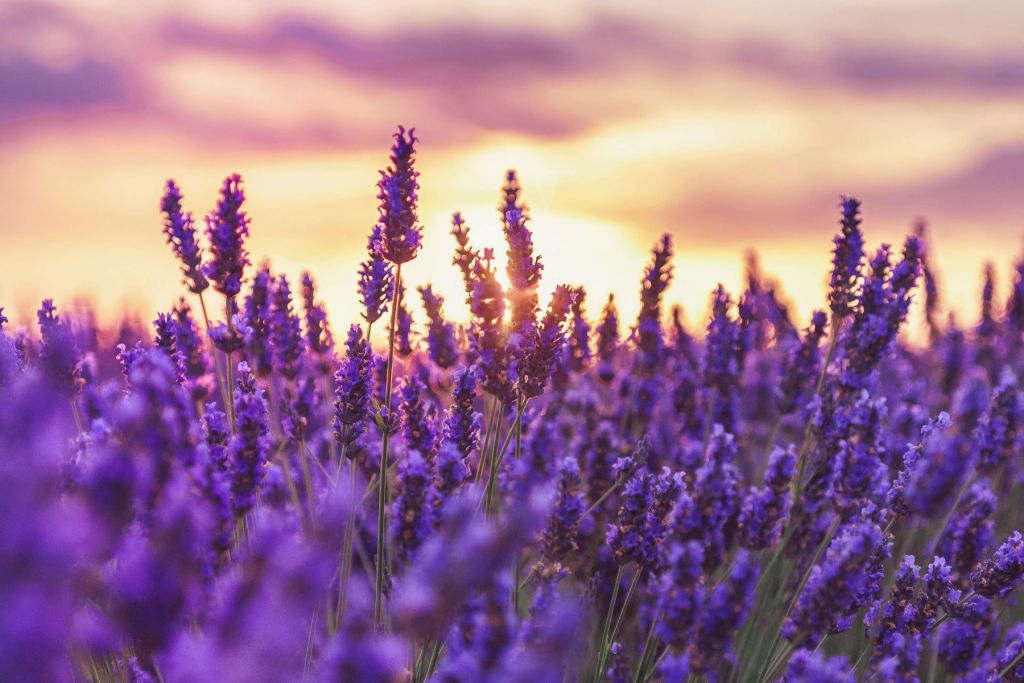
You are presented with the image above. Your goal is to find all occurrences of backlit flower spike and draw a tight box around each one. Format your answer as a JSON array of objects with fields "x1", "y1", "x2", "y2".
[
  {"x1": 635, "y1": 234, "x2": 673, "y2": 371},
  {"x1": 450, "y1": 212, "x2": 478, "y2": 295},
  {"x1": 153, "y1": 311, "x2": 177, "y2": 355},
  {"x1": 467, "y1": 249, "x2": 513, "y2": 401},
  {"x1": 828, "y1": 195, "x2": 865, "y2": 320},
  {"x1": 565, "y1": 286, "x2": 591, "y2": 374},
  {"x1": 1006, "y1": 247, "x2": 1024, "y2": 334},
  {"x1": 300, "y1": 272, "x2": 333, "y2": 361},
  {"x1": 161, "y1": 179, "x2": 208, "y2": 294},
  {"x1": 418, "y1": 285, "x2": 458, "y2": 369},
  {"x1": 596, "y1": 293, "x2": 620, "y2": 383},
  {"x1": 37, "y1": 299, "x2": 81, "y2": 395},
  {"x1": 441, "y1": 365, "x2": 481, "y2": 462},
  {"x1": 202, "y1": 173, "x2": 250, "y2": 298},
  {"x1": 358, "y1": 225, "x2": 394, "y2": 326},
  {"x1": 173, "y1": 301, "x2": 212, "y2": 401},
  {"x1": 375, "y1": 126, "x2": 422, "y2": 265},
  {"x1": 399, "y1": 374, "x2": 438, "y2": 457},
  {"x1": 517, "y1": 284, "x2": 574, "y2": 399},
  {"x1": 501, "y1": 170, "x2": 543, "y2": 330},
  {"x1": 269, "y1": 275, "x2": 305, "y2": 380}
]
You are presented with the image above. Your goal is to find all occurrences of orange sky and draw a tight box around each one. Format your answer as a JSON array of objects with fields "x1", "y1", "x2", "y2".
[{"x1": 3, "y1": 0, "x2": 1024, "y2": 339}]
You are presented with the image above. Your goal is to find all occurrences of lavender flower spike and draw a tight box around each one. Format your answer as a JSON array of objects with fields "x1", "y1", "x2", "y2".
[
  {"x1": 333, "y1": 325, "x2": 373, "y2": 450},
  {"x1": 358, "y1": 225, "x2": 394, "y2": 325},
  {"x1": 971, "y1": 530, "x2": 1024, "y2": 599},
  {"x1": 828, "y1": 195, "x2": 865, "y2": 320},
  {"x1": 375, "y1": 126, "x2": 423, "y2": 265},
  {"x1": 161, "y1": 179, "x2": 208, "y2": 293},
  {"x1": 202, "y1": 173, "x2": 250, "y2": 298}
]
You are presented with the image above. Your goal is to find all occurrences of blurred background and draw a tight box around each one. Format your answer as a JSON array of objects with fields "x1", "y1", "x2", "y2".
[{"x1": 2, "y1": 0, "x2": 1024, "y2": 337}]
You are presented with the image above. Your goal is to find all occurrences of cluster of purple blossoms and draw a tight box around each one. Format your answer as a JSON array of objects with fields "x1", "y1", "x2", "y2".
[{"x1": 9, "y1": 128, "x2": 1024, "y2": 683}]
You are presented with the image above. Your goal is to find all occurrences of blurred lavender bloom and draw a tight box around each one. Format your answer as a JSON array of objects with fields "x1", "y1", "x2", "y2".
[
  {"x1": 173, "y1": 302, "x2": 212, "y2": 401},
  {"x1": 783, "y1": 649, "x2": 854, "y2": 682},
  {"x1": 540, "y1": 456, "x2": 585, "y2": 566},
  {"x1": 300, "y1": 272, "x2": 333, "y2": 362},
  {"x1": 655, "y1": 540, "x2": 705, "y2": 651},
  {"x1": 161, "y1": 179, "x2": 208, "y2": 294},
  {"x1": 937, "y1": 480, "x2": 996, "y2": 589},
  {"x1": 778, "y1": 310, "x2": 828, "y2": 415},
  {"x1": 270, "y1": 275, "x2": 304, "y2": 380},
  {"x1": 689, "y1": 550, "x2": 759, "y2": 673},
  {"x1": 635, "y1": 234, "x2": 673, "y2": 372},
  {"x1": 202, "y1": 173, "x2": 250, "y2": 298},
  {"x1": 738, "y1": 444, "x2": 795, "y2": 550},
  {"x1": 395, "y1": 284, "x2": 414, "y2": 357},
  {"x1": 997, "y1": 624, "x2": 1024, "y2": 681},
  {"x1": 375, "y1": 126, "x2": 423, "y2": 265},
  {"x1": 973, "y1": 373, "x2": 1020, "y2": 472},
  {"x1": 391, "y1": 450, "x2": 438, "y2": 566},
  {"x1": 229, "y1": 362, "x2": 269, "y2": 517},
  {"x1": 419, "y1": 285, "x2": 458, "y2": 369},
  {"x1": 501, "y1": 170, "x2": 543, "y2": 330},
  {"x1": 595, "y1": 293, "x2": 620, "y2": 383},
  {"x1": 442, "y1": 365, "x2": 481, "y2": 462},
  {"x1": 242, "y1": 262, "x2": 274, "y2": 376},
  {"x1": 399, "y1": 374, "x2": 438, "y2": 456},
  {"x1": 902, "y1": 412, "x2": 967, "y2": 518},
  {"x1": 153, "y1": 311, "x2": 177, "y2": 354},
  {"x1": 333, "y1": 325, "x2": 373, "y2": 450},
  {"x1": 37, "y1": 299, "x2": 81, "y2": 395}
]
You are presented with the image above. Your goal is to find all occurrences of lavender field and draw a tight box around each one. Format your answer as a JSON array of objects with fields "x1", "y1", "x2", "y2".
[{"x1": 4, "y1": 127, "x2": 1024, "y2": 683}]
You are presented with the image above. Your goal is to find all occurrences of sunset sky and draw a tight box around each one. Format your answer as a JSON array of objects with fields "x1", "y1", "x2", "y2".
[{"x1": 3, "y1": 0, "x2": 1024, "y2": 340}]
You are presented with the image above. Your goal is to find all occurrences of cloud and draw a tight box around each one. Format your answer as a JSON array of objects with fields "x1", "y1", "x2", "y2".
[{"x1": 0, "y1": 53, "x2": 128, "y2": 120}]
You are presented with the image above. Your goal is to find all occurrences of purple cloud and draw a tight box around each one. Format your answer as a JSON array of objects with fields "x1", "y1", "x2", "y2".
[{"x1": 0, "y1": 53, "x2": 128, "y2": 120}]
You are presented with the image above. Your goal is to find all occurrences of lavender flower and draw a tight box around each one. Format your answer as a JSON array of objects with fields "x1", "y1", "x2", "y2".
[
  {"x1": 778, "y1": 310, "x2": 828, "y2": 415},
  {"x1": 655, "y1": 541, "x2": 705, "y2": 650},
  {"x1": 828, "y1": 196, "x2": 865, "y2": 319},
  {"x1": 333, "y1": 325, "x2": 373, "y2": 449},
  {"x1": 268, "y1": 275, "x2": 305, "y2": 380},
  {"x1": 938, "y1": 597, "x2": 994, "y2": 674},
  {"x1": 418, "y1": 285, "x2": 458, "y2": 369},
  {"x1": 442, "y1": 365, "x2": 481, "y2": 461},
  {"x1": 242, "y1": 262, "x2": 274, "y2": 376},
  {"x1": 399, "y1": 374, "x2": 438, "y2": 456},
  {"x1": 937, "y1": 480, "x2": 997, "y2": 589},
  {"x1": 971, "y1": 531, "x2": 1024, "y2": 599},
  {"x1": 375, "y1": 126, "x2": 422, "y2": 265},
  {"x1": 596, "y1": 293, "x2": 620, "y2": 383},
  {"x1": 358, "y1": 225, "x2": 394, "y2": 326},
  {"x1": 202, "y1": 173, "x2": 250, "y2": 298},
  {"x1": 783, "y1": 650, "x2": 854, "y2": 682},
  {"x1": 391, "y1": 450, "x2": 438, "y2": 566},
  {"x1": 229, "y1": 361, "x2": 269, "y2": 517},
  {"x1": 501, "y1": 170, "x2": 543, "y2": 329},
  {"x1": 540, "y1": 456, "x2": 585, "y2": 565},
  {"x1": 689, "y1": 550, "x2": 759, "y2": 673},
  {"x1": 395, "y1": 284, "x2": 414, "y2": 357},
  {"x1": 301, "y1": 272, "x2": 333, "y2": 361},
  {"x1": 173, "y1": 301, "x2": 212, "y2": 401},
  {"x1": 784, "y1": 519, "x2": 888, "y2": 645},
  {"x1": 160, "y1": 179, "x2": 208, "y2": 293},
  {"x1": 738, "y1": 444, "x2": 795, "y2": 550}
]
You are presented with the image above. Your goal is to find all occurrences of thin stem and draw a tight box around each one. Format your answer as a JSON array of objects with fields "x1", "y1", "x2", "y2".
[
  {"x1": 374, "y1": 262, "x2": 402, "y2": 629},
  {"x1": 224, "y1": 295, "x2": 236, "y2": 433}
]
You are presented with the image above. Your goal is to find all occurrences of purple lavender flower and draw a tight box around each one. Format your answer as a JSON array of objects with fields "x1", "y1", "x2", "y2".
[
  {"x1": 866, "y1": 555, "x2": 922, "y2": 676},
  {"x1": 229, "y1": 361, "x2": 269, "y2": 517},
  {"x1": 434, "y1": 440, "x2": 471, "y2": 502},
  {"x1": 242, "y1": 262, "x2": 274, "y2": 376},
  {"x1": 418, "y1": 285, "x2": 458, "y2": 369},
  {"x1": 784, "y1": 519, "x2": 888, "y2": 645},
  {"x1": 830, "y1": 391, "x2": 888, "y2": 515},
  {"x1": 938, "y1": 596, "x2": 994, "y2": 674},
  {"x1": 516, "y1": 285, "x2": 573, "y2": 399},
  {"x1": 269, "y1": 275, "x2": 304, "y2": 380},
  {"x1": 399, "y1": 374, "x2": 438, "y2": 456},
  {"x1": 391, "y1": 450, "x2": 438, "y2": 566},
  {"x1": 565, "y1": 286, "x2": 592, "y2": 373},
  {"x1": 703, "y1": 286, "x2": 748, "y2": 431},
  {"x1": 540, "y1": 456, "x2": 586, "y2": 565},
  {"x1": 501, "y1": 170, "x2": 543, "y2": 329},
  {"x1": 358, "y1": 225, "x2": 394, "y2": 326},
  {"x1": 395, "y1": 284, "x2": 414, "y2": 358},
  {"x1": 828, "y1": 195, "x2": 865, "y2": 320},
  {"x1": 375, "y1": 126, "x2": 423, "y2": 265},
  {"x1": 783, "y1": 650, "x2": 854, "y2": 682},
  {"x1": 596, "y1": 293, "x2": 620, "y2": 383},
  {"x1": 333, "y1": 325, "x2": 373, "y2": 450},
  {"x1": 635, "y1": 234, "x2": 673, "y2": 372},
  {"x1": 160, "y1": 179, "x2": 208, "y2": 293},
  {"x1": 973, "y1": 374, "x2": 1020, "y2": 472},
  {"x1": 300, "y1": 271, "x2": 333, "y2": 361},
  {"x1": 606, "y1": 464, "x2": 683, "y2": 567},
  {"x1": 37, "y1": 299, "x2": 81, "y2": 395},
  {"x1": 202, "y1": 173, "x2": 250, "y2": 298},
  {"x1": 903, "y1": 412, "x2": 967, "y2": 518},
  {"x1": 971, "y1": 531, "x2": 1024, "y2": 599},
  {"x1": 173, "y1": 301, "x2": 212, "y2": 401},
  {"x1": 778, "y1": 310, "x2": 828, "y2": 415},
  {"x1": 442, "y1": 365, "x2": 481, "y2": 461},
  {"x1": 655, "y1": 540, "x2": 705, "y2": 650},
  {"x1": 467, "y1": 249, "x2": 513, "y2": 401},
  {"x1": 689, "y1": 550, "x2": 759, "y2": 673},
  {"x1": 451, "y1": 211, "x2": 478, "y2": 294},
  {"x1": 738, "y1": 444, "x2": 795, "y2": 550},
  {"x1": 153, "y1": 311, "x2": 177, "y2": 354},
  {"x1": 997, "y1": 624, "x2": 1024, "y2": 681},
  {"x1": 918, "y1": 556, "x2": 960, "y2": 629},
  {"x1": 937, "y1": 480, "x2": 996, "y2": 589}
]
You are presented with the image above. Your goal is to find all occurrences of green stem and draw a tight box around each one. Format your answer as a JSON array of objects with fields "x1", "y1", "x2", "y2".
[{"x1": 374, "y1": 262, "x2": 402, "y2": 629}]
